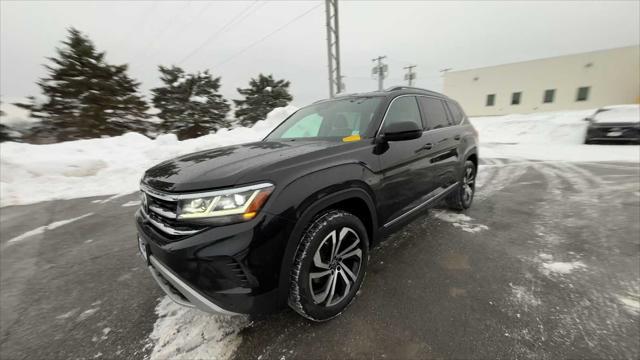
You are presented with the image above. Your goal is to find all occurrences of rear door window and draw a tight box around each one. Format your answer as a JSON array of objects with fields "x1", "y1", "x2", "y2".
[{"x1": 417, "y1": 97, "x2": 450, "y2": 130}]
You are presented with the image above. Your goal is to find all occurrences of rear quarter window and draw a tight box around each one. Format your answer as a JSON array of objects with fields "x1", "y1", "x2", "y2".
[{"x1": 446, "y1": 101, "x2": 467, "y2": 125}]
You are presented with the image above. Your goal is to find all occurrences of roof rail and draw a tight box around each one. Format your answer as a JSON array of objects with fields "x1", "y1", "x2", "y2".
[
  {"x1": 335, "y1": 92, "x2": 360, "y2": 97},
  {"x1": 312, "y1": 92, "x2": 361, "y2": 103},
  {"x1": 385, "y1": 86, "x2": 430, "y2": 92}
]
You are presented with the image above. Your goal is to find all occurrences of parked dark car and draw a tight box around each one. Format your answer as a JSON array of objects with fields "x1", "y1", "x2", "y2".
[
  {"x1": 136, "y1": 86, "x2": 479, "y2": 321},
  {"x1": 585, "y1": 105, "x2": 640, "y2": 144}
]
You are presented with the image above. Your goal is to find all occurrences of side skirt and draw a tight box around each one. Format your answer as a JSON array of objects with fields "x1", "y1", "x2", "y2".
[{"x1": 382, "y1": 182, "x2": 459, "y2": 229}]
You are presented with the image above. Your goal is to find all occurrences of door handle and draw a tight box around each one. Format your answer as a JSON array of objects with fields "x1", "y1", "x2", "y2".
[
  {"x1": 422, "y1": 143, "x2": 433, "y2": 150},
  {"x1": 454, "y1": 134, "x2": 461, "y2": 141}
]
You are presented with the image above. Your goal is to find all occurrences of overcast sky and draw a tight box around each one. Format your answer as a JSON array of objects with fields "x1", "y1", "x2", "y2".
[{"x1": 1, "y1": 0, "x2": 639, "y2": 106}]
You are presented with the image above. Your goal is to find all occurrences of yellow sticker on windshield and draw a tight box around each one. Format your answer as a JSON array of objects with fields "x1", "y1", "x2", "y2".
[{"x1": 342, "y1": 134, "x2": 361, "y2": 142}]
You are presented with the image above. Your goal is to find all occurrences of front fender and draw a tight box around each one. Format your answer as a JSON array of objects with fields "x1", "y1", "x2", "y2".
[{"x1": 265, "y1": 163, "x2": 379, "y2": 306}]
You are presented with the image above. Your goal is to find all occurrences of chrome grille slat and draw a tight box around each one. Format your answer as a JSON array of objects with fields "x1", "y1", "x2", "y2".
[
  {"x1": 148, "y1": 205, "x2": 176, "y2": 219},
  {"x1": 140, "y1": 187, "x2": 202, "y2": 237},
  {"x1": 141, "y1": 209, "x2": 201, "y2": 236}
]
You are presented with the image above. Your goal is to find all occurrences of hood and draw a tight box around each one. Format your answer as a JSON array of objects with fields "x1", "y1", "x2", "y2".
[{"x1": 142, "y1": 140, "x2": 343, "y2": 192}]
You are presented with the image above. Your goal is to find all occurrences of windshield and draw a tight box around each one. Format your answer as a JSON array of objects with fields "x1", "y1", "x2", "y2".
[{"x1": 265, "y1": 97, "x2": 382, "y2": 141}]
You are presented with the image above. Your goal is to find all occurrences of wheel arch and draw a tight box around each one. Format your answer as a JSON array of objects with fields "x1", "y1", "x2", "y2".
[
  {"x1": 466, "y1": 152, "x2": 478, "y2": 169},
  {"x1": 276, "y1": 186, "x2": 378, "y2": 305}
]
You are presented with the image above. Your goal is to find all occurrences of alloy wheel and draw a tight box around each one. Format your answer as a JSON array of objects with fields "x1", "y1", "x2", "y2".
[
  {"x1": 463, "y1": 165, "x2": 475, "y2": 203},
  {"x1": 309, "y1": 227, "x2": 363, "y2": 307}
]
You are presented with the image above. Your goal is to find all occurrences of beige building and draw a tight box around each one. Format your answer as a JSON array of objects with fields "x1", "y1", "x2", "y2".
[{"x1": 443, "y1": 45, "x2": 640, "y2": 116}]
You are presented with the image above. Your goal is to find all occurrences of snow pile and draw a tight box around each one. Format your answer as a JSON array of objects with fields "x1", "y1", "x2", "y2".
[
  {"x1": 0, "y1": 98, "x2": 41, "y2": 129},
  {"x1": 541, "y1": 261, "x2": 586, "y2": 275},
  {"x1": 433, "y1": 210, "x2": 489, "y2": 233},
  {"x1": 536, "y1": 253, "x2": 586, "y2": 276},
  {"x1": 1, "y1": 106, "x2": 639, "y2": 207},
  {"x1": 0, "y1": 106, "x2": 297, "y2": 206},
  {"x1": 616, "y1": 293, "x2": 640, "y2": 315},
  {"x1": 470, "y1": 107, "x2": 640, "y2": 162},
  {"x1": 148, "y1": 297, "x2": 249, "y2": 360}
]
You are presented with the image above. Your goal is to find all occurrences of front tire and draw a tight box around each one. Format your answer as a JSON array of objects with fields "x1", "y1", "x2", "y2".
[
  {"x1": 447, "y1": 160, "x2": 476, "y2": 211},
  {"x1": 288, "y1": 210, "x2": 369, "y2": 322}
]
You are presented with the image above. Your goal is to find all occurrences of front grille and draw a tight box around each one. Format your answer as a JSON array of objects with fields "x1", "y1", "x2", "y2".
[
  {"x1": 141, "y1": 187, "x2": 205, "y2": 238},
  {"x1": 148, "y1": 195, "x2": 177, "y2": 215}
]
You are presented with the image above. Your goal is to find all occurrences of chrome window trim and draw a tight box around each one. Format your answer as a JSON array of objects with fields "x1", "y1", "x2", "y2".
[
  {"x1": 375, "y1": 94, "x2": 452, "y2": 137},
  {"x1": 140, "y1": 182, "x2": 274, "y2": 201}
]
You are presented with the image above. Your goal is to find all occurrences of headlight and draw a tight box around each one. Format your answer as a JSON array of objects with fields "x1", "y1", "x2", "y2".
[{"x1": 177, "y1": 183, "x2": 274, "y2": 221}]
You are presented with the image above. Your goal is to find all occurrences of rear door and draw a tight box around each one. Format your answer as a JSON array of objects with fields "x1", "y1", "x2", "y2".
[
  {"x1": 417, "y1": 96, "x2": 460, "y2": 188},
  {"x1": 377, "y1": 96, "x2": 441, "y2": 225}
]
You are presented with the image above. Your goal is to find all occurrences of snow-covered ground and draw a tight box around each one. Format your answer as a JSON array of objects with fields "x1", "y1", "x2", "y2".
[
  {"x1": 1, "y1": 106, "x2": 639, "y2": 207},
  {"x1": 470, "y1": 108, "x2": 640, "y2": 162},
  {"x1": 147, "y1": 298, "x2": 249, "y2": 360},
  {"x1": 0, "y1": 106, "x2": 296, "y2": 206}
]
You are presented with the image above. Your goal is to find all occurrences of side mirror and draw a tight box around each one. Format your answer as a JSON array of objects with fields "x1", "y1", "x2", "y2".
[{"x1": 381, "y1": 121, "x2": 422, "y2": 142}]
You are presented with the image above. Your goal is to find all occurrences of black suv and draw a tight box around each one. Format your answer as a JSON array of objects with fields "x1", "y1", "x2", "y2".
[{"x1": 136, "y1": 86, "x2": 478, "y2": 321}]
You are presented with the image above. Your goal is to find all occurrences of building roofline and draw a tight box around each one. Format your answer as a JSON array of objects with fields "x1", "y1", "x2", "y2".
[{"x1": 445, "y1": 44, "x2": 639, "y2": 75}]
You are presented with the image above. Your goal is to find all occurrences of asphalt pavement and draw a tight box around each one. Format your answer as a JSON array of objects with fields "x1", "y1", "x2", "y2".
[{"x1": 1, "y1": 159, "x2": 639, "y2": 359}]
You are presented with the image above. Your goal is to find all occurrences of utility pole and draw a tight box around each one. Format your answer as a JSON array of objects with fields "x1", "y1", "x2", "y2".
[
  {"x1": 371, "y1": 56, "x2": 387, "y2": 91},
  {"x1": 403, "y1": 65, "x2": 417, "y2": 86},
  {"x1": 338, "y1": 75, "x2": 346, "y2": 93},
  {"x1": 325, "y1": 0, "x2": 342, "y2": 98}
]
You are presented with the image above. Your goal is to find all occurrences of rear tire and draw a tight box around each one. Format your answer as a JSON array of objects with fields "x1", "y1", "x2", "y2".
[
  {"x1": 288, "y1": 209, "x2": 369, "y2": 322},
  {"x1": 447, "y1": 160, "x2": 476, "y2": 211}
]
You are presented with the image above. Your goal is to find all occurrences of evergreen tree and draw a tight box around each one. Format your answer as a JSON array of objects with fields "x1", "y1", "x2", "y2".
[
  {"x1": 233, "y1": 74, "x2": 293, "y2": 127},
  {"x1": 26, "y1": 28, "x2": 151, "y2": 141},
  {"x1": 151, "y1": 65, "x2": 230, "y2": 139},
  {"x1": 0, "y1": 105, "x2": 12, "y2": 142}
]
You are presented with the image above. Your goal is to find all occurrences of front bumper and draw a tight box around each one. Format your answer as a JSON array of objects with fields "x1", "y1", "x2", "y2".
[
  {"x1": 148, "y1": 255, "x2": 239, "y2": 315},
  {"x1": 136, "y1": 209, "x2": 293, "y2": 315}
]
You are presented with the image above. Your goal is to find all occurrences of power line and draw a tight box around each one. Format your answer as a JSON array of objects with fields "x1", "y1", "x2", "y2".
[
  {"x1": 178, "y1": 0, "x2": 264, "y2": 65},
  {"x1": 118, "y1": 1, "x2": 159, "y2": 46},
  {"x1": 142, "y1": 1, "x2": 192, "y2": 56},
  {"x1": 213, "y1": 3, "x2": 322, "y2": 68},
  {"x1": 165, "y1": 2, "x2": 215, "y2": 44},
  {"x1": 147, "y1": 2, "x2": 218, "y2": 62}
]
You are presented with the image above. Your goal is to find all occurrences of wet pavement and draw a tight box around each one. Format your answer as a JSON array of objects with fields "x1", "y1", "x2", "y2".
[{"x1": 1, "y1": 159, "x2": 639, "y2": 359}]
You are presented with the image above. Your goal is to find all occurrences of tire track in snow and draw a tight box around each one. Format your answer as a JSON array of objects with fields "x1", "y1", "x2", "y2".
[
  {"x1": 521, "y1": 161, "x2": 639, "y2": 357},
  {"x1": 2, "y1": 212, "x2": 94, "y2": 248},
  {"x1": 476, "y1": 158, "x2": 501, "y2": 192},
  {"x1": 476, "y1": 158, "x2": 529, "y2": 200}
]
